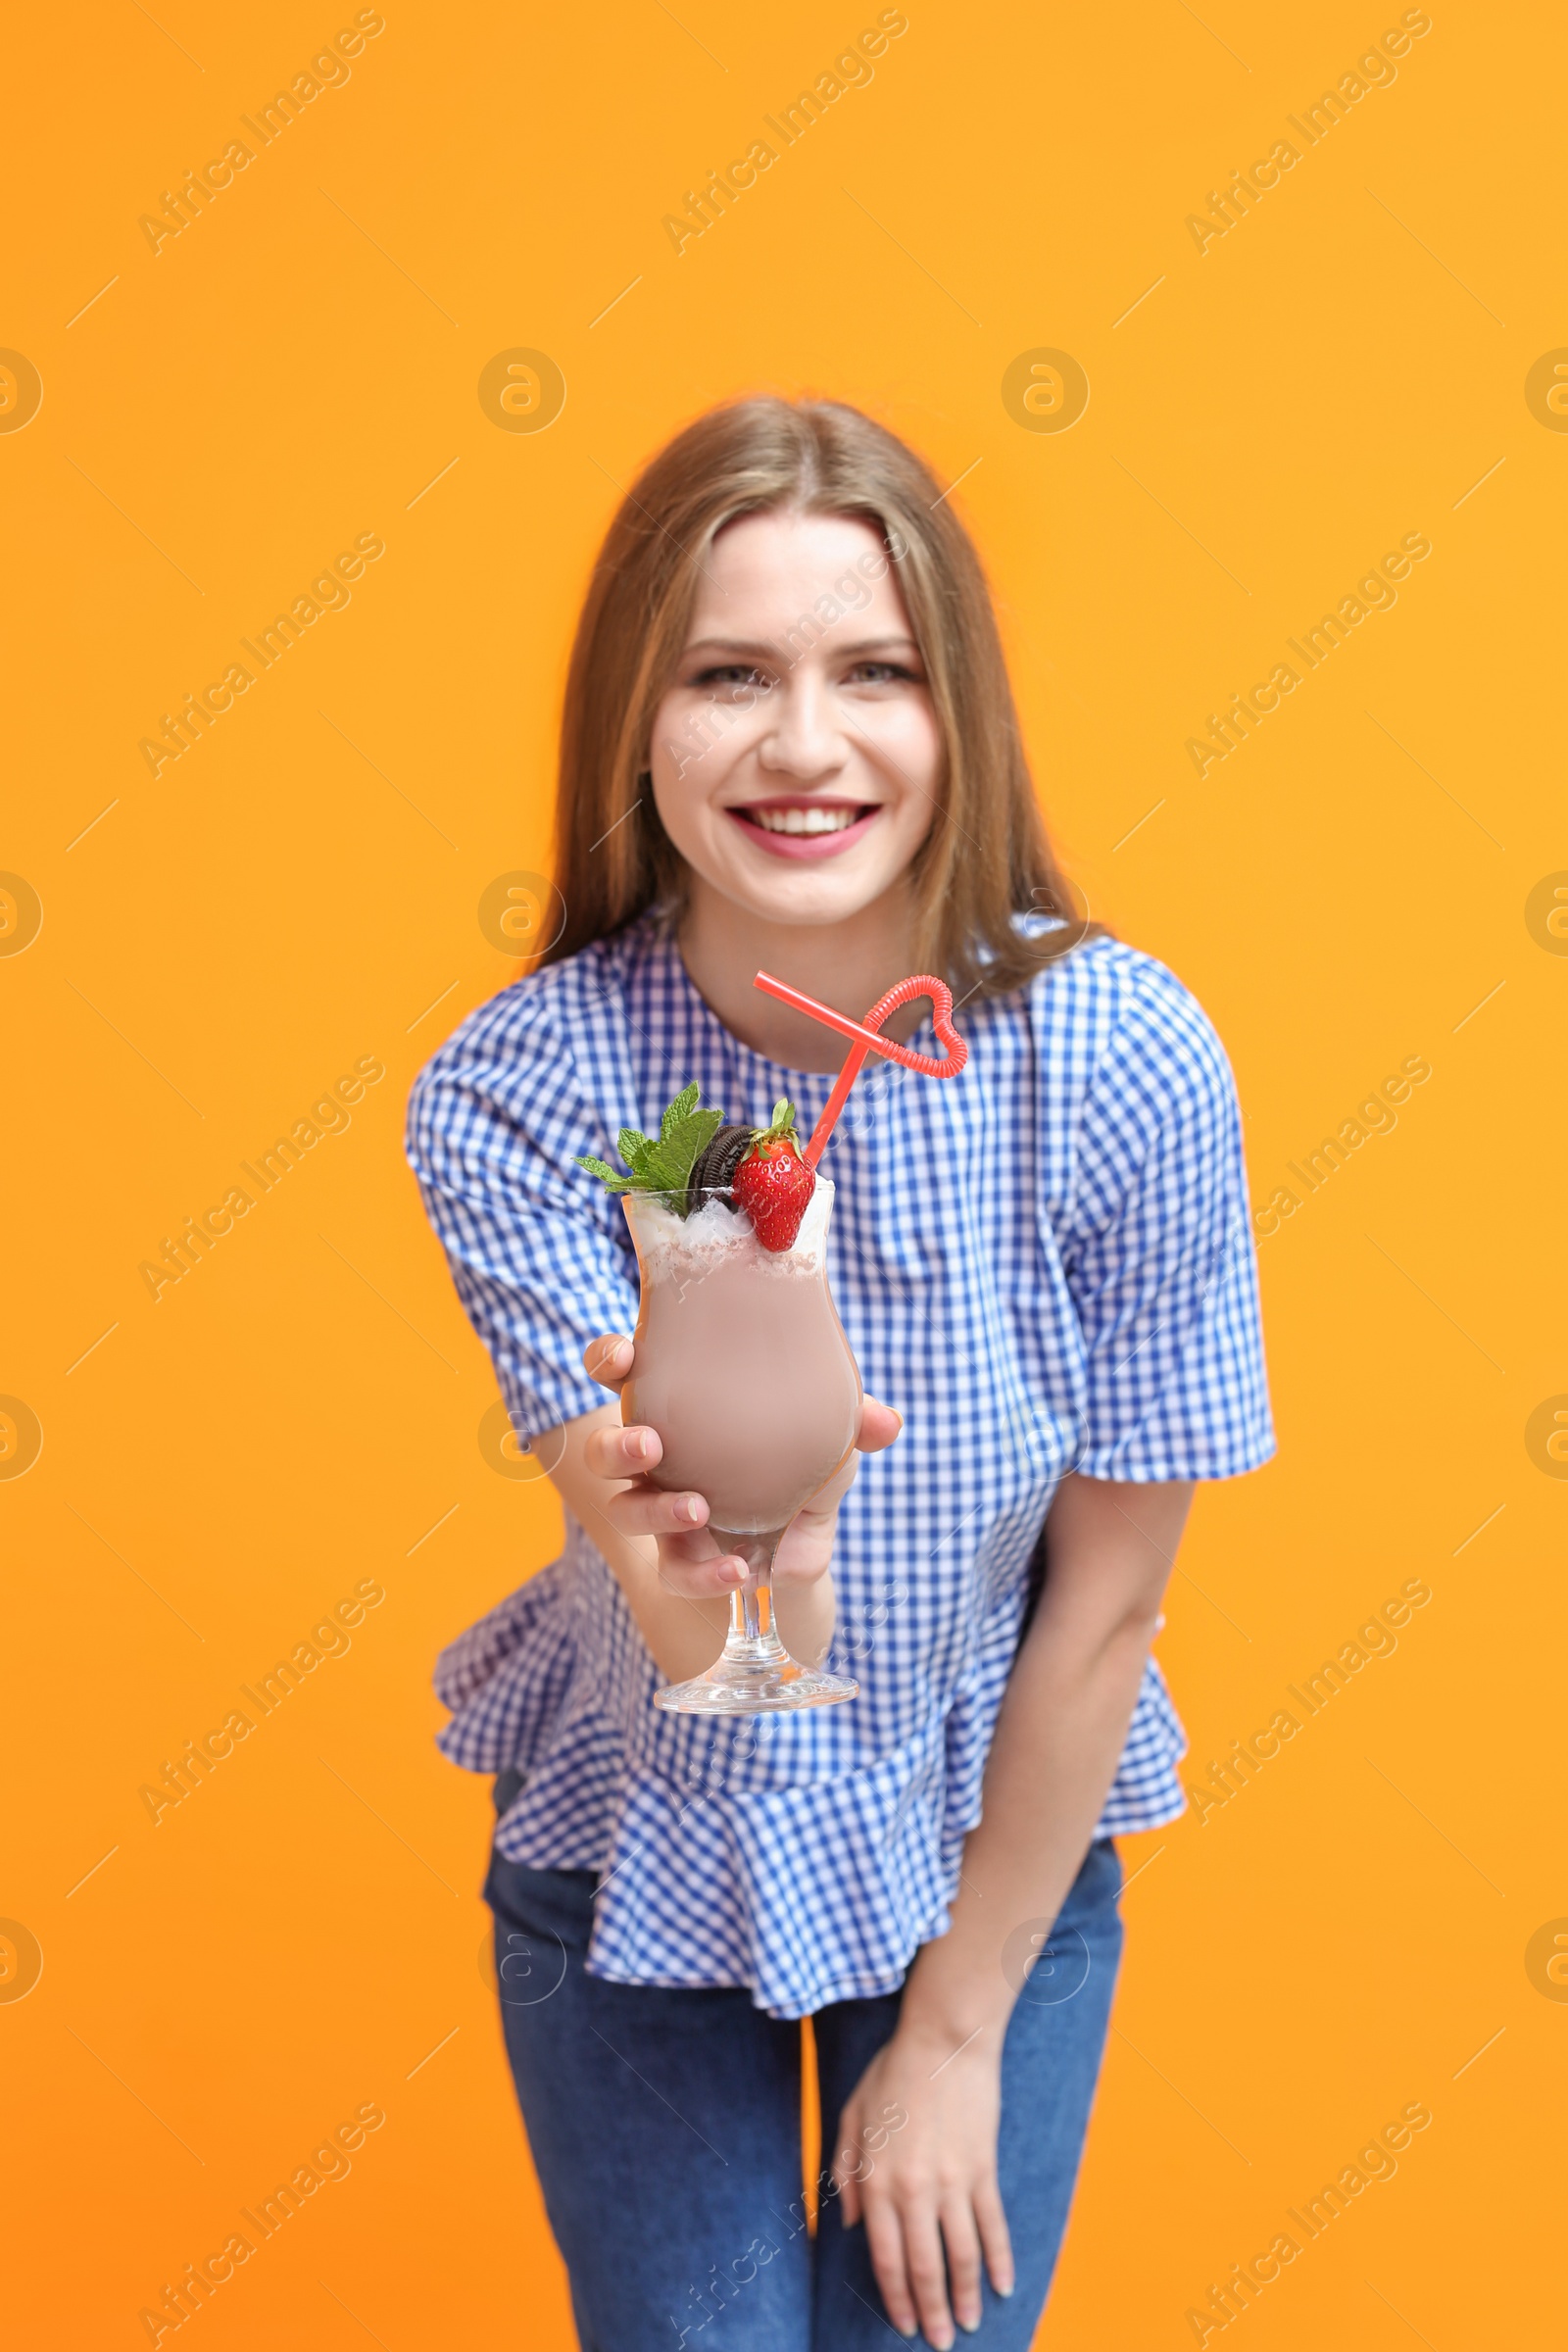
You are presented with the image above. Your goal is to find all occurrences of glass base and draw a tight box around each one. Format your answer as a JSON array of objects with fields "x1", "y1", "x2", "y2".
[
  {"x1": 654, "y1": 1655, "x2": 858, "y2": 1715},
  {"x1": 654, "y1": 1528, "x2": 858, "y2": 1714}
]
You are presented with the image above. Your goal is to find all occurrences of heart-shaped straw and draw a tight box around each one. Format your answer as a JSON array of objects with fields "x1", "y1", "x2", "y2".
[{"x1": 753, "y1": 971, "x2": 968, "y2": 1168}]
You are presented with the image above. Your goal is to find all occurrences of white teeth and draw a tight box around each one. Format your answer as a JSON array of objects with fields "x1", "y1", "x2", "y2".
[{"x1": 746, "y1": 806, "x2": 865, "y2": 835}]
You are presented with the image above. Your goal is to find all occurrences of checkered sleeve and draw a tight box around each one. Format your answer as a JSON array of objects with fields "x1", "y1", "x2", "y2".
[
  {"x1": 405, "y1": 989, "x2": 637, "y2": 1444},
  {"x1": 1062, "y1": 960, "x2": 1274, "y2": 1482}
]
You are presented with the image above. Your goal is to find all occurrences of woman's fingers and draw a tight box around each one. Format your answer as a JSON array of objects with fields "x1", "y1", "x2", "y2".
[
  {"x1": 940, "y1": 2196, "x2": 984, "y2": 2336},
  {"x1": 583, "y1": 1420, "x2": 662, "y2": 1480},
  {"x1": 861, "y1": 2199, "x2": 920, "y2": 2343},
  {"x1": 834, "y1": 2151, "x2": 864, "y2": 2230},
  {"x1": 598, "y1": 1478, "x2": 710, "y2": 1541},
  {"x1": 653, "y1": 1519, "x2": 749, "y2": 1594},
  {"x1": 862, "y1": 2185, "x2": 993, "y2": 2350},
  {"x1": 901, "y1": 2205, "x2": 956, "y2": 2350},
  {"x1": 593, "y1": 1480, "x2": 747, "y2": 1593},
  {"x1": 857, "y1": 1395, "x2": 903, "y2": 1455},
  {"x1": 579, "y1": 1410, "x2": 749, "y2": 1592},
  {"x1": 829, "y1": 2094, "x2": 867, "y2": 2225},
  {"x1": 582, "y1": 1334, "x2": 633, "y2": 1389},
  {"x1": 655, "y1": 1549, "x2": 748, "y2": 1598},
  {"x1": 972, "y1": 2175, "x2": 1015, "y2": 2302}
]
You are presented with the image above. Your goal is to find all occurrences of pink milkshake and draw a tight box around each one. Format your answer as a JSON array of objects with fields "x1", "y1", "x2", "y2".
[
  {"x1": 622, "y1": 1181, "x2": 862, "y2": 1713},
  {"x1": 624, "y1": 1182, "x2": 860, "y2": 1532}
]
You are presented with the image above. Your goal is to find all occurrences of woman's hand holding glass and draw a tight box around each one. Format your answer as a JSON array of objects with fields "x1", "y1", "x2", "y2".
[{"x1": 582, "y1": 1333, "x2": 902, "y2": 1602}]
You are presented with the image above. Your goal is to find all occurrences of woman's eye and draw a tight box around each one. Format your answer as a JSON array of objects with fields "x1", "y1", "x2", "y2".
[
  {"x1": 845, "y1": 661, "x2": 915, "y2": 686},
  {"x1": 692, "y1": 664, "x2": 771, "y2": 692}
]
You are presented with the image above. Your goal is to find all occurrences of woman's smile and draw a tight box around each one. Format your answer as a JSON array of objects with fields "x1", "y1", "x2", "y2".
[{"x1": 724, "y1": 796, "x2": 886, "y2": 858}]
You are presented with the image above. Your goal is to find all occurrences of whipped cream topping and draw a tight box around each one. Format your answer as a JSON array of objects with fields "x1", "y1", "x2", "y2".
[{"x1": 629, "y1": 1179, "x2": 829, "y2": 1278}]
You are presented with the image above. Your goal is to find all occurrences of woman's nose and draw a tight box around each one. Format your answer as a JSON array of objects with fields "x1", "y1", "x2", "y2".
[{"x1": 757, "y1": 675, "x2": 846, "y2": 778}]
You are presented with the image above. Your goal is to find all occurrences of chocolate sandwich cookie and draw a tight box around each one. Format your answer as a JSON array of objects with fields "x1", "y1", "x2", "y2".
[{"x1": 685, "y1": 1122, "x2": 755, "y2": 1215}]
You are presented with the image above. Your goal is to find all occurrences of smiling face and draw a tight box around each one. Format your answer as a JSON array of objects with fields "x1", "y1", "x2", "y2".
[{"x1": 646, "y1": 509, "x2": 943, "y2": 934}]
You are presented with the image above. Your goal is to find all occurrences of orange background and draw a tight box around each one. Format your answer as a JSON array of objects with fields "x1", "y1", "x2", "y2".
[{"x1": 4, "y1": 1, "x2": 1564, "y2": 2343}]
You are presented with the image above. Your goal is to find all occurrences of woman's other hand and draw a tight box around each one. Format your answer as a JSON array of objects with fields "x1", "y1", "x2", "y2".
[{"x1": 832, "y1": 2025, "x2": 1012, "y2": 2348}]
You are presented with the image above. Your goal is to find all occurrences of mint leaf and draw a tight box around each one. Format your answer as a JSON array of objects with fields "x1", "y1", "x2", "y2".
[
  {"x1": 577, "y1": 1089, "x2": 726, "y2": 1200},
  {"x1": 632, "y1": 1117, "x2": 715, "y2": 1193},
  {"x1": 573, "y1": 1155, "x2": 634, "y2": 1191},
  {"x1": 658, "y1": 1107, "x2": 723, "y2": 1183},
  {"x1": 661, "y1": 1082, "x2": 700, "y2": 1141}
]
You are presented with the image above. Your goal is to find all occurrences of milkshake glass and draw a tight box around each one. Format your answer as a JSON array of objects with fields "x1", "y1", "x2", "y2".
[{"x1": 621, "y1": 1180, "x2": 861, "y2": 1714}]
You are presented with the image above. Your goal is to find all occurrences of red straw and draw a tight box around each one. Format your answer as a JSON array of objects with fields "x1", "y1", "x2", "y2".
[{"x1": 753, "y1": 971, "x2": 968, "y2": 1168}]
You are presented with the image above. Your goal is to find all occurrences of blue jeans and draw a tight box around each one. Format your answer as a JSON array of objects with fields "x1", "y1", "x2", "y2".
[{"x1": 483, "y1": 1834, "x2": 1122, "y2": 2350}]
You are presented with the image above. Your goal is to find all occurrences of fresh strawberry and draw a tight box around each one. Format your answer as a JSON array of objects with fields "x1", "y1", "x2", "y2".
[{"x1": 732, "y1": 1100, "x2": 816, "y2": 1251}]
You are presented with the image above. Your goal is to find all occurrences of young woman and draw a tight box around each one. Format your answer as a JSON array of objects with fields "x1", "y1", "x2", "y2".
[{"x1": 407, "y1": 398, "x2": 1272, "y2": 2351}]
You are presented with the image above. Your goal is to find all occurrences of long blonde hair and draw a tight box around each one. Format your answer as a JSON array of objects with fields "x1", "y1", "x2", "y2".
[{"x1": 543, "y1": 396, "x2": 1095, "y2": 998}]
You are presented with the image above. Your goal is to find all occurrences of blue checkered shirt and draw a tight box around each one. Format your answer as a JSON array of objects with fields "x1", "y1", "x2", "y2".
[{"x1": 406, "y1": 915, "x2": 1273, "y2": 2018}]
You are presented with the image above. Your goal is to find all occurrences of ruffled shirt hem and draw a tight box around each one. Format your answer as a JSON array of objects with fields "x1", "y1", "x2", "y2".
[{"x1": 434, "y1": 1547, "x2": 1188, "y2": 2019}]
